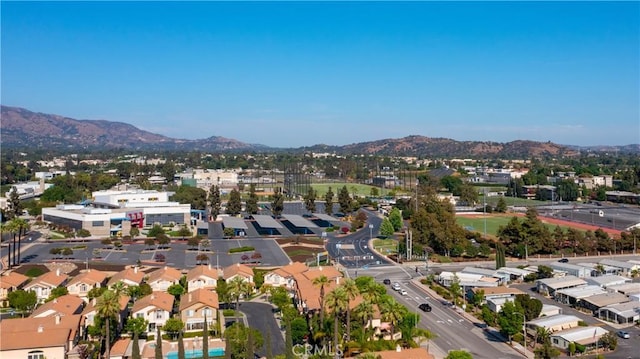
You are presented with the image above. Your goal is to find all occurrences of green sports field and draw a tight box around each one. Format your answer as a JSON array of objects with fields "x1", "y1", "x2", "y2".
[
  {"x1": 456, "y1": 215, "x2": 578, "y2": 237},
  {"x1": 310, "y1": 183, "x2": 394, "y2": 197}
]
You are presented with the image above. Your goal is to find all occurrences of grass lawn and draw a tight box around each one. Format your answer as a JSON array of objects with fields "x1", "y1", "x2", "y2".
[
  {"x1": 311, "y1": 183, "x2": 392, "y2": 197},
  {"x1": 456, "y1": 215, "x2": 582, "y2": 237},
  {"x1": 373, "y1": 238, "x2": 398, "y2": 254},
  {"x1": 285, "y1": 249, "x2": 316, "y2": 257}
]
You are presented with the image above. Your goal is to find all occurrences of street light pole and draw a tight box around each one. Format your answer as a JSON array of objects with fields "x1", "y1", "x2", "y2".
[
  {"x1": 369, "y1": 223, "x2": 373, "y2": 243},
  {"x1": 514, "y1": 312, "x2": 527, "y2": 356}
]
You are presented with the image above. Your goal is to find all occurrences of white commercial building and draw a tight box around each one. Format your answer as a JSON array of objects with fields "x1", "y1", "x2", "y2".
[{"x1": 42, "y1": 189, "x2": 191, "y2": 237}]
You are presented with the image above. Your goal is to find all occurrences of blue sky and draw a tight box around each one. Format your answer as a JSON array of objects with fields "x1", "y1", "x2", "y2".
[{"x1": 2, "y1": 1, "x2": 638, "y2": 148}]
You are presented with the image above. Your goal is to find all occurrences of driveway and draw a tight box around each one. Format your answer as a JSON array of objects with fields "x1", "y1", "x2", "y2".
[{"x1": 239, "y1": 301, "x2": 285, "y2": 356}]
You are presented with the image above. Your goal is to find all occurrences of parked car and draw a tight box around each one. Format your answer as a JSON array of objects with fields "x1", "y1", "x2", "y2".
[
  {"x1": 383, "y1": 279, "x2": 391, "y2": 285},
  {"x1": 418, "y1": 303, "x2": 432, "y2": 312},
  {"x1": 617, "y1": 330, "x2": 630, "y2": 339},
  {"x1": 558, "y1": 258, "x2": 569, "y2": 263}
]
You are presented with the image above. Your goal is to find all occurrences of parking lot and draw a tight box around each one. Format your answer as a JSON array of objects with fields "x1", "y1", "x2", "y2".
[{"x1": 16, "y1": 237, "x2": 291, "y2": 270}]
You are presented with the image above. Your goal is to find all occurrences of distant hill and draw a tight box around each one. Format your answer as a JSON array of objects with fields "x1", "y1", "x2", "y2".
[
  {"x1": 301, "y1": 136, "x2": 582, "y2": 158},
  {"x1": 0, "y1": 105, "x2": 262, "y2": 152},
  {"x1": 2, "y1": 105, "x2": 637, "y2": 157}
]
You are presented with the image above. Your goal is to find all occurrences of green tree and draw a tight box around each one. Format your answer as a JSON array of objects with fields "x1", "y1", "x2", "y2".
[
  {"x1": 6, "y1": 187, "x2": 24, "y2": 220},
  {"x1": 246, "y1": 184, "x2": 259, "y2": 215},
  {"x1": 8, "y1": 289, "x2": 37, "y2": 315},
  {"x1": 171, "y1": 185, "x2": 207, "y2": 210},
  {"x1": 271, "y1": 187, "x2": 284, "y2": 217},
  {"x1": 155, "y1": 325, "x2": 163, "y2": 359},
  {"x1": 445, "y1": 350, "x2": 473, "y2": 359},
  {"x1": 341, "y1": 278, "x2": 360, "y2": 341},
  {"x1": 379, "y1": 218, "x2": 395, "y2": 237},
  {"x1": 209, "y1": 185, "x2": 222, "y2": 219},
  {"x1": 46, "y1": 286, "x2": 69, "y2": 302},
  {"x1": 515, "y1": 294, "x2": 542, "y2": 321},
  {"x1": 325, "y1": 287, "x2": 348, "y2": 359},
  {"x1": 498, "y1": 301, "x2": 524, "y2": 343},
  {"x1": 97, "y1": 289, "x2": 122, "y2": 359},
  {"x1": 449, "y1": 275, "x2": 462, "y2": 306},
  {"x1": 285, "y1": 318, "x2": 294, "y2": 359},
  {"x1": 228, "y1": 276, "x2": 250, "y2": 320},
  {"x1": 324, "y1": 187, "x2": 334, "y2": 215},
  {"x1": 226, "y1": 189, "x2": 242, "y2": 216},
  {"x1": 163, "y1": 317, "x2": 184, "y2": 339},
  {"x1": 223, "y1": 322, "x2": 264, "y2": 359},
  {"x1": 202, "y1": 313, "x2": 209, "y2": 359},
  {"x1": 88, "y1": 287, "x2": 107, "y2": 301},
  {"x1": 458, "y1": 183, "x2": 479, "y2": 206},
  {"x1": 495, "y1": 197, "x2": 507, "y2": 213},
  {"x1": 556, "y1": 179, "x2": 579, "y2": 202},
  {"x1": 216, "y1": 278, "x2": 229, "y2": 304},
  {"x1": 338, "y1": 185, "x2": 351, "y2": 214},
  {"x1": 126, "y1": 317, "x2": 148, "y2": 359},
  {"x1": 290, "y1": 317, "x2": 309, "y2": 345},
  {"x1": 148, "y1": 224, "x2": 165, "y2": 238},
  {"x1": 388, "y1": 207, "x2": 403, "y2": 231},
  {"x1": 495, "y1": 243, "x2": 506, "y2": 269},
  {"x1": 380, "y1": 297, "x2": 405, "y2": 340},
  {"x1": 312, "y1": 275, "x2": 330, "y2": 324},
  {"x1": 441, "y1": 175, "x2": 463, "y2": 194},
  {"x1": 304, "y1": 187, "x2": 317, "y2": 213},
  {"x1": 177, "y1": 225, "x2": 192, "y2": 239}
]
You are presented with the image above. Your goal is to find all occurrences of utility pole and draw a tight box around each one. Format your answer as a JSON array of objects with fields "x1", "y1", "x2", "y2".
[
  {"x1": 406, "y1": 230, "x2": 412, "y2": 261},
  {"x1": 483, "y1": 188, "x2": 487, "y2": 239}
]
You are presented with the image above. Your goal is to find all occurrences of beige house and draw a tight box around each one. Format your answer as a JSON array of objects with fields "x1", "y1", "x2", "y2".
[
  {"x1": 131, "y1": 292, "x2": 174, "y2": 334},
  {"x1": 107, "y1": 266, "x2": 145, "y2": 288},
  {"x1": 147, "y1": 267, "x2": 182, "y2": 292},
  {"x1": 66, "y1": 270, "x2": 107, "y2": 301},
  {"x1": 186, "y1": 265, "x2": 221, "y2": 293},
  {"x1": 222, "y1": 263, "x2": 254, "y2": 284},
  {"x1": 23, "y1": 270, "x2": 70, "y2": 303},
  {"x1": 264, "y1": 262, "x2": 308, "y2": 289},
  {"x1": 0, "y1": 271, "x2": 29, "y2": 307},
  {"x1": 31, "y1": 294, "x2": 85, "y2": 318},
  {"x1": 179, "y1": 288, "x2": 219, "y2": 332},
  {"x1": 0, "y1": 314, "x2": 82, "y2": 359}
]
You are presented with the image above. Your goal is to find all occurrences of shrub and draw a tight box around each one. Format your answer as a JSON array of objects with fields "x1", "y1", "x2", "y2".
[{"x1": 229, "y1": 246, "x2": 255, "y2": 254}]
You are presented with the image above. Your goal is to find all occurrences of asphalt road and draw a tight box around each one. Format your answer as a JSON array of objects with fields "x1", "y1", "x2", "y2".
[
  {"x1": 239, "y1": 302, "x2": 286, "y2": 356},
  {"x1": 325, "y1": 209, "x2": 390, "y2": 268},
  {"x1": 387, "y1": 279, "x2": 524, "y2": 359}
]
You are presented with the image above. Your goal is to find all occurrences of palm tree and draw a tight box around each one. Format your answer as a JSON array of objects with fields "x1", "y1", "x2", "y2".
[
  {"x1": 13, "y1": 218, "x2": 29, "y2": 265},
  {"x1": 325, "y1": 287, "x2": 348, "y2": 359},
  {"x1": 354, "y1": 300, "x2": 374, "y2": 340},
  {"x1": 341, "y1": 278, "x2": 359, "y2": 341},
  {"x1": 380, "y1": 298, "x2": 405, "y2": 341},
  {"x1": 228, "y1": 276, "x2": 248, "y2": 321},
  {"x1": 0, "y1": 222, "x2": 15, "y2": 268},
  {"x1": 312, "y1": 275, "x2": 329, "y2": 324},
  {"x1": 97, "y1": 289, "x2": 121, "y2": 359}
]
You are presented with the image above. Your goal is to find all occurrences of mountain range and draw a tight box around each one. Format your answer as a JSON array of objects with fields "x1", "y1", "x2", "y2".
[{"x1": 1, "y1": 105, "x2": 638, "y2": 157}]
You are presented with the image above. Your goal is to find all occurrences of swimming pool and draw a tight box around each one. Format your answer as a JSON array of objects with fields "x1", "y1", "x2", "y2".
[{"x1": 166, "y1": 347, "x2": 224, "y2": 359}]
